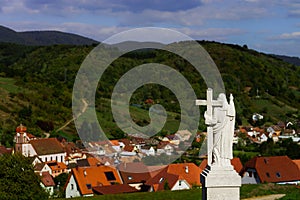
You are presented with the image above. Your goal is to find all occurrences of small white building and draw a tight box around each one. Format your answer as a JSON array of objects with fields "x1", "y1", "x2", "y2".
[
  {"x1": 140, "y1": 146, "x2": 155, "y2": 156},
  {"x1": 40, "y1": 172, "x2": 55, "y2": 196}
]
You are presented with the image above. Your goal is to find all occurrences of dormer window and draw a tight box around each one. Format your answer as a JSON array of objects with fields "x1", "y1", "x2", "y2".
[
  {"x1": 159, "y1": 177, "x2": 164, "y2": 183},
  {"x1": 86, "y1": 184, "x2": 91, "y2": 189},
  {"x1": 104, "y1": 171, "x2": 116, "y2": 181},
  {"x1": 276, "y1": 172, "x2": 281, "y2": 178}
]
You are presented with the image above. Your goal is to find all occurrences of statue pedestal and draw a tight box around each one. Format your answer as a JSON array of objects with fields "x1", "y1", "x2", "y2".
[{"x1": 201, "y1": 165, "x2": 241, "y2": 200}]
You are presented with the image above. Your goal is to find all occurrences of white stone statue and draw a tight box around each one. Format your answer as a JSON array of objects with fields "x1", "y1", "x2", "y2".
[
  {"x1": 196, "y1": 89, "x2": 236, "y2": 167},
  {"x1": 197, "y1": 89, "x2": 241, "y2": 200},
  {"x1": 210, "y1": 93, "x2": 235, "y2": 167}
]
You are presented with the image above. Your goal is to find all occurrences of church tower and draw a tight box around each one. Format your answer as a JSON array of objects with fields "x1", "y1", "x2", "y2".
[{"x1": 14, "y1": 124, "x2": 29, "y2": 154}]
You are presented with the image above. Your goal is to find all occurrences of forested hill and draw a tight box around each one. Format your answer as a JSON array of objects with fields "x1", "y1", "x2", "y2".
[
  {"x1": 272, "y1": 54, "x2": 300, "y2": 66},
  {"x1": 0, "y1": 25, "x2": 98, "y2": 46},
  {"x1": 0, "y1": 41, "x2": 299, "y2": 146}
]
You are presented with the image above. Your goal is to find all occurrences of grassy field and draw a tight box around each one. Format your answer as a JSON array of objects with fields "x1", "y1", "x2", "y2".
[
  {"x1": 59, "y1": 184, "x2": 300, "y2": 200},
  {"x1": 97, "y1": 98, "x2": 181, "y2": 139},
  {"x1": 0, "y1": 77, "x2": 20, "y2": 93}
]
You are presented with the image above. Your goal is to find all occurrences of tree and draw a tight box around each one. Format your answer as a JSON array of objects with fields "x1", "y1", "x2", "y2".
[
  {"x1": 0, "y1": 154, "x2": 48, "y2": 200},
  {"x1": 54, "y1": 173, "x2": 69, "y2": 198}
]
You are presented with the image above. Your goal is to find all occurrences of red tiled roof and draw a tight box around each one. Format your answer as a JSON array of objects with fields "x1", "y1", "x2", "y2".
[
  {"x1": 26, "y1": 133, "x2": 36, "y2": 139},
  {"x1": 46, "y1": 161, "x2": 67, "y2": 171},
  {"x1": 34, "y1": 163, "x2": 46, "y2": 172},
  {"x1": 30, "y1": 138, "x2": 65, "y2": 155},
  {"x1": 147, "y1": 165, "x2": 167, "y2": 177},
  {"x1": 157, "y1": 141, "x2": 171, "y2": 149},
  {"x1": 145, "y1": 168, "x2": 180, "y2": 191},
  {"x1": 109, "y1": 140, "x2": 119, "y2": 146},
  {"x1": 123, "y1": 145, "x2": 135, "y2": 152},
  {"x1": 243, "y1": 156, "x2": 300, "y2": 183},
  {"x1": 199, "y1": 158, "x2": 243, "y2": 174},
  {"x1": 293, "y1": 160, "x2": 300, "y2": 170},
  {"x1": 16, "y1": 124, "x2": 27, "y2": 133},
  {"x1": 72, "y1": 165, "x2": 123, "y2": 195},
  {"x1": 118, "y1": 162, "x2": 152, "y2": 184},
  {"x1": 92, "y1": 184, "x2": 138, "y2": 195},
  {"x1": 230, "y1": 158, "x2": 243, "y2": 174},
  {"x1": 167, "y1": 163, "x2": 202, "y2": 186},
  {"x1": 87, "y1": 157, "x2": 102, "y2": 166},
  {"x1": 0, "y1": 146, "x2": 12, "y2": 155},
  {"x1": 41, "y1": 172, "x2": 55, "y2": 187},
  {"x1": 62, "y1": 142, "x2": 81, "y2": 155}
]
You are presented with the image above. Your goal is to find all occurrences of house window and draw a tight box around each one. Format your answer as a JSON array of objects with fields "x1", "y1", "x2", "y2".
[
  {"x1": 276, "y1": 172, "x2": 281, "y2": 178},
  {"x1": 45, "y1": 157, "x2": 47, "y2": 162},
  {"x1": 56, "y1": 156, "x2": 58, "y2": 161},
  {"x1": 179, "y1": 180, "x2": 182, "y2": 186},
  {"x1": 61, "y1": 156, "x2": 63, "y2": 162},
  {"x1": 128, "y1": 176, "x2": 132, "y2": 180},
  {"x1": 71, "y1": 184, "x2": 74, "y2": 190},
  {"x1": 266, "y1": 172, "x2": 270, "y2": 178},
  {"x1": 86, "y1": 184, "x2": 92, "y2": 189},
  {"x1": 104, "y1": 171, "x2": 116, "y2": 181},
  {"x1": 159, "y1": 177, "x2": 164, "y2": 183},
  {"x1": 51, "y1": 157, "x2": 52, "y2": 161}
]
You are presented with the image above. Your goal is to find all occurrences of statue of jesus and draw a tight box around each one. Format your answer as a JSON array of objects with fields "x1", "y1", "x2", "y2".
[{"x1": 210, "y1": 93, "x2": 235, "y2": 167}]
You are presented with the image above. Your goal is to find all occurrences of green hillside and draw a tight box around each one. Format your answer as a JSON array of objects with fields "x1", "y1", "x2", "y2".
[
  {"x1": 0, "y1": 41, "x2": 299, "y2": 146},
  {"x1": 0, "y1": 25, "x2": 98, "y2": 46}
]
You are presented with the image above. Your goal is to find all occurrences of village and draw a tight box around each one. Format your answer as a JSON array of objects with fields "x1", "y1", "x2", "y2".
[{"x1": 0, "y1": 119, "x2": 299, "y2": 199}]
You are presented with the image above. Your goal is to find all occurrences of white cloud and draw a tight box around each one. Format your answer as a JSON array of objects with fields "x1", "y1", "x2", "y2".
[{"x1": 278, "y1": 32, "x2": 300, "y2": 39}]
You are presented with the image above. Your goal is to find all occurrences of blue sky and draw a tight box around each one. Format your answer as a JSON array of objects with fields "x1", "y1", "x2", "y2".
[{"x1": 0, "y1": 0, "x2": 300, "y2": 57}]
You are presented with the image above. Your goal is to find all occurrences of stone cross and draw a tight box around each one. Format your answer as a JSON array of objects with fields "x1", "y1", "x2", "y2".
[{"x1": 195, "y1": 88, "x2": 223, "y2": 165}]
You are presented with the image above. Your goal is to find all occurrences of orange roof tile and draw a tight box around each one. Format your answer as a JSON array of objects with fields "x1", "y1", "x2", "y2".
[
  {"x1": 243, "y1": 156, "x2": 300, "y2": 183},
  {"x1": 230, "y1": 158, "x2": 243, "y2": 174},
  {"x1": 46, "y1": 161, "x2": 67, "y2": 171},
  {"x1": 167, "y1": 163, "x2": 202, "y2": 186},
  {"x1": 293, "y1": 159, "x2": 300, "y2": 170},
  {"x1": 87, "y1": 157, "x2": 101, "y2": 166},
  {"x1": 109, "y1": 140, "x2": 120, "y2": 146},
  {"x1": 72, "y1": 165, "x2": 122, "y2": 195}
]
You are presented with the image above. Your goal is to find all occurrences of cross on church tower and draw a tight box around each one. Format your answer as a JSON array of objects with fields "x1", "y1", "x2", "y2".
[{"x1": 196, "y1": 88, "x2": 223, "y2": 165}]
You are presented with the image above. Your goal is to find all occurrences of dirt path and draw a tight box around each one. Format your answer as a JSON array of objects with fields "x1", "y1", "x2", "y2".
[
  {"x1": 243, "y1": 194, "x2": 286, "y2": 200},
  {"x1": 55, "y1": 98, "x2": 88, "y2": 133}
]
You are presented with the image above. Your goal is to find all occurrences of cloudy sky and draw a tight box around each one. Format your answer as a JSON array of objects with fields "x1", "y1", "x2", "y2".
[{"x1": 0, "y1": 0, "x2": 300, "y2": 57}]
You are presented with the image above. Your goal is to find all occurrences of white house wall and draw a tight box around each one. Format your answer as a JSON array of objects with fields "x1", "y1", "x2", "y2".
[
  {"x1": 22, "y1": 143, "x2": 37, "y2": 157},
  {"x1": 242, "y1": 170, "x2": 260, "y2": 184},
  {"x1": 39, "y1": 153, "x2": 66, "y2": 163},
  {"x1": 65, "y1": 175, "x2": 81, "y2": 198},
  {"x1": 171, "y1": 180, "x2": 190, "y2": 191}
]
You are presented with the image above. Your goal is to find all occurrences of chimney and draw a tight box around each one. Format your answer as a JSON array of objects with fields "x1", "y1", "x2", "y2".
[{"x1": 185, "y1": 166, "x2": 189, "y2": 174}]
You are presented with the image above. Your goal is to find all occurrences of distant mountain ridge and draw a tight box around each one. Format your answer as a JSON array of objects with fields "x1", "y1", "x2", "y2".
[
  {"x1": 0, "y1": 25, "x2": 99, "y2": 46},
  {"x1": 272, "y1": 54, "x2": 300, "y2": 66}
]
